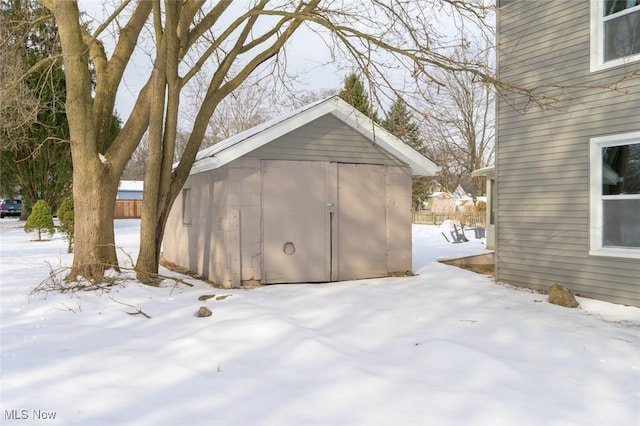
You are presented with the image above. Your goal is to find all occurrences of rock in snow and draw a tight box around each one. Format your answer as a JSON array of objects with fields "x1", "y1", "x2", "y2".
[
  {"x1": 548, "y1": 284, "x2": 580, "y2": 308},
  {"x1": 195, "y1": 306, "x2": 212, "y2": 317}
]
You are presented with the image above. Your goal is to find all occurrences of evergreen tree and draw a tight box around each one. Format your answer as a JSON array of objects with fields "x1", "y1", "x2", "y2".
[
  {"x1": 382, "y1": 97, "x2": 422, "y2": 151},
  {"x1": 382, "y1": 96, "x2": 432, "y2": 210},
  {"x1": 24, "y1": 200, "x2": 55, "y2": 241},
  {"x1": 0, "y1": 0, "x2": 72, "y2": 218},
  {"x1": 339, "y1": 73, "x2": 378, "y2": 120},
  {"x1": 56, "y1": 197, "x2": 74, "y2": 253}
]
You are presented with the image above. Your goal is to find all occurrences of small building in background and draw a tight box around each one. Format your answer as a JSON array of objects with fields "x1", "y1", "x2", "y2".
[{"x1": 428, "y1": 192, "x2": 457, "y2": 213}]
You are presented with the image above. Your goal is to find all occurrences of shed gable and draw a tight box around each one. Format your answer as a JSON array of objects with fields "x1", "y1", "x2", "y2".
[
  {"x1": 188, "y1": 97, "x2": 438, "y2": 176},
  {"x1": 245, "y1": 115, "x2": 405, "y2": 166}
]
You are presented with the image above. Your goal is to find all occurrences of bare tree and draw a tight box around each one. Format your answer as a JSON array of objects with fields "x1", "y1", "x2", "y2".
[
  {"x1": 285, "y1": 87, "x2": 339, "y2": 109},
  {"x1": 184, "y1": 70, "x2": 339, "y2": 146},
  {"x1": 124, "y1": 78, "x2": 277, "y2": 180},
  {"x1": 0, "y1": 7, "x2": 40, "y2": 145},
  {"x1": 420, "y1": 48, "x2": 495, "y2": 195},
  {"x1": 0, "y1": 51, "x2": 39, "y2": 150},
  {"x1": 185, "y1": 73, "x2": 275, "y2": 144},
  {"x1": 40, "y1": 0, "x2": 502, "y2": 283}
]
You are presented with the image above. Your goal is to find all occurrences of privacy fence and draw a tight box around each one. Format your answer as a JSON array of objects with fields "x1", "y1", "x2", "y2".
[
  {"x1": 412, "y1": 211, "x2": 485, "y2": 227},
  {"x1": 115, "y1": 200, "x2": 143, "y2": 219},
  {"x1": 114, "y1": 202, "x2": 485, "y2": 224}
]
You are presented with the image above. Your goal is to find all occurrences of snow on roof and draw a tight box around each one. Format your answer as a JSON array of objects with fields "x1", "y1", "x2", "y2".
[
  {"x1": 118, "y1": 180, "x2": 144, "y2": 192},
  {"x1": 187, "y1": 96, "x2": 439, "y2": 177},
  {"x1": 430, "y1": 191, "x2": 455, "y2": 198},
  {"x1": 471, "y1": 165, "x2": 495, "y2": 177}
]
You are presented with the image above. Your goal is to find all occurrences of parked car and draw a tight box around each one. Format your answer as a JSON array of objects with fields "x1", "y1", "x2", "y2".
[{"x1": 0, "y1": 199, "x2": 22, "y2": 218}]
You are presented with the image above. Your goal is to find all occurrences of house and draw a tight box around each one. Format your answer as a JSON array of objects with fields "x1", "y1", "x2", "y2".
[
  {"x1": 162, "y1": 97, "x2": 439, "y2": 288},
  {"x1": 496, "y1": 1, "x2": 640, "y2": 306}
]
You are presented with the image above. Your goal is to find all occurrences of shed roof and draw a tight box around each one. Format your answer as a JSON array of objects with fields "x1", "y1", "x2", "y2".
[
  {"x1": 430, "y1": 191, "x2": 456, "y2": 199},
  {"x1": 471, "y1": 166, "x2": 495, "y2": 178},
  {"x1": 118, "y1": 180, "x2": 144, "y2": 191},
  {"x1": 189, "y1": 96, "x2": 439, "y2": 176}
]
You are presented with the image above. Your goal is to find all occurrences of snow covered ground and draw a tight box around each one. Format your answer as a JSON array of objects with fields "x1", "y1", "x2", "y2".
[{"x1": 1, "y1": 218, "x2": 639, "y2": 426}]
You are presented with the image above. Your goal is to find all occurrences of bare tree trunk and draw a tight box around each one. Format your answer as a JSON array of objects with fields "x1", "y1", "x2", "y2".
[
  {"x1": 70, "y1": 163, "x2": 119, "y2": 279},
  {"x1": 136, "y1": 193, "x2": 174, "y2": 283},
  {"x1": 135, "y1": 0, "x2": 181, "y2": 284},
  {"x1": 51, "y1": 0, "x2": 151, "y2": 282},
  {"x1": 52, "y1": 1, "x2": 117, "y2": 280}
]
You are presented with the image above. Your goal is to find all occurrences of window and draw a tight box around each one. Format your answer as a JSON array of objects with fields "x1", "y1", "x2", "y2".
[
  {"x1": 591, "y1": 0, "x2": 640, "y2": 71},
  {"x1": 182, "y1": 188, "x2": 192, "y2": 225},
  {"x1": 590, "y1": 132, "x2": 640, "y2": 258}
]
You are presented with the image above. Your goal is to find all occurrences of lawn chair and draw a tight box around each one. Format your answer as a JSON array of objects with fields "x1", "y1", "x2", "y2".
[{"x1": 441, "y1": 222, "x2": 469, "y2": 244}]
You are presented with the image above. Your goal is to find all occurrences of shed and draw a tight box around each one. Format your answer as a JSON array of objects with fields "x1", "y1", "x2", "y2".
[
  {"x1": 162, "y1": 97, "x2": 439, "y2": 288},
  {"x1": 428, "y1": 192, "x2": 456, "y2": 213}
]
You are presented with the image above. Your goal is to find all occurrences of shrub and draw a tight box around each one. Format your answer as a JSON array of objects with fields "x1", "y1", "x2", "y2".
[
  {"x1": 24, "y1": 200, "x2": 55, "y2": 241},
  {"x1": 57, "y1": 197, "x2": 74, "y2": 253}
]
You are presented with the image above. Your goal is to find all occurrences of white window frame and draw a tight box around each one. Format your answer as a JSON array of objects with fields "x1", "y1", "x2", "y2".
[
  {"x1": 589, "y1": 131, "x2": 640, "y2": 259},
  {"x1": 590, "y1": 0, "x2": 640, "y2": 72}
]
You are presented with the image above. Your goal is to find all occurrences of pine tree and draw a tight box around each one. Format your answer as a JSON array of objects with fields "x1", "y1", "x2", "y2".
[
  {"x1": 382, "y1": 96, "x2": 431, "y2": 210},
  {"x1": 24, "y1": 200, "x2": 55, "y2": 241},
  {"x1": 56, "y1": 197, "x2": 74, "y2": 252},
  {"x1": 381, "y1": 97, "x2": 422, "y2": 151},
  {"x1": 339, "y1": 72, "x2": 377, "y2": 120}
]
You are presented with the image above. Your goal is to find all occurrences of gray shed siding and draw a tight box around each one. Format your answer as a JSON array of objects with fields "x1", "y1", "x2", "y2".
[
  {"x1": 163, "y1": 158, "x2": 412, "y2": 287},
  {"x1": 246, "y1": 115, "x2": 405, "y2": 166},
  {"x1": 163, "y1": 167, "x2": 234, "y2": 285},
  {"x1": 497, "y1": 1, "x2": 640, "y2": 306}
]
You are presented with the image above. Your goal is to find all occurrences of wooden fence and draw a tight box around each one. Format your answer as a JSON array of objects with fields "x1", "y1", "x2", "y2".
[
  {"x1": 412, "y1": 211, "x2": 486, "y2": 227},
  {"x1": 115, "y1": 200, "x2": 143, "y2": 219},
  {"x1": 114, "y1": 201, "x2": 484, "y2": 224}
]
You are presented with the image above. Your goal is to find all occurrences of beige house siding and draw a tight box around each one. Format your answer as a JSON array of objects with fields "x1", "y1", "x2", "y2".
[{"x1": 497, "y1": 1, "x2": 640, "y2": 305}]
